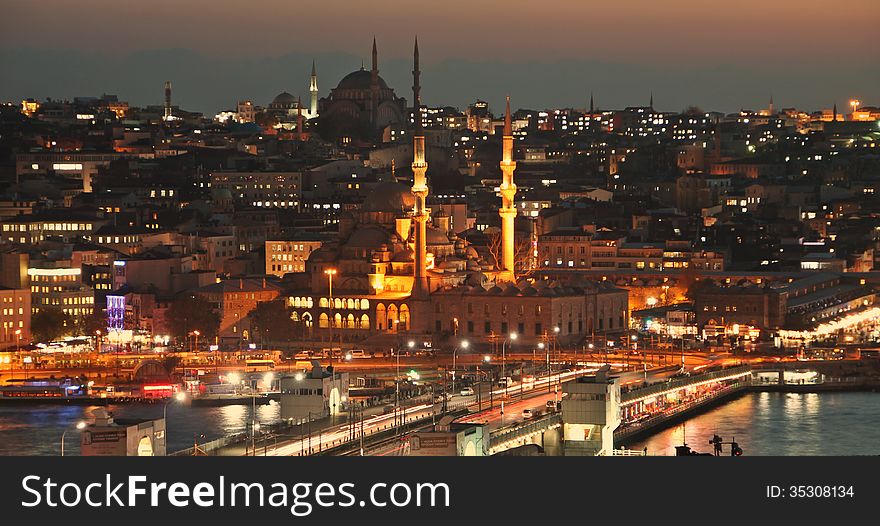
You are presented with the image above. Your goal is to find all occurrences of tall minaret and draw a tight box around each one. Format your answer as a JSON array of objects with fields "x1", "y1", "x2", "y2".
[
  {"x1": 309, "y1": 60, "x2": 318, "y2": 118},
  {"x1": 411, "y1": 36, "x2": 430, "y2": 298},
  {"x1": 164, "y1": 81, "x2": 172, "y2": 121},
  {"x1": 370, "y1": 37, "x2": 379, "y2": 128},
  {"x1": 768, "y1": 94, "x2": 774, "y2": 116},
  {"x1": 498, "y1": 96, "x2": 518, "y2": 283}
]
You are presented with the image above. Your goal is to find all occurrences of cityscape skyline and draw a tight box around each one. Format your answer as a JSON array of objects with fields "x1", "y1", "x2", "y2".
[
  {"x1": 3, "y1": 0, "x2": 878, "y2": 114},
  {"x1": 3, "y1": 46, "x2": 876, "y2": 117}
]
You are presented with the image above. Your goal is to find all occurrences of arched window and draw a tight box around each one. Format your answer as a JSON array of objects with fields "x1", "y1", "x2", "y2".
[
  {"x1": 293, "y1": 297, "x2": 301, "y2": 308},
  {"x1": 291, "y1": 311, "x2": 299, "y2": 322},
  {"x1": 399, "y1": 304, "x2": 410, "y2": 331},
  {"x1": 334, "y1": 313, "x2": 342, "y2": 328},
  {"x1": 319, "y1": 313, "x2": 329, "y2": 328},
  {"x1": 306, "y1": 297, "x2": 314, "y2": 308},
  {"x1": 388, "y1": 304, "x2": 399, "y2": 332},
  {"x1": 360, "y1": 299, "x2": 370, "y2": 310},
  {"x1": 302, "y1": 312, "x2": 313, "y2": 328},
  {"x1": 347, "y1": 298, "x2": 356, "y2": 310},
  {"x1": 360, "y1": 314, "x2": 370, "y2": 330},
  {"x1": 319, "y1": 297, "x2": 329, "y2": 308},
  {"x1": 376, "y1": 303, "x2": 386, "y2": 331},
  {"x1": 346, "y1": 313, "x2": 355, "y2": 329},
  {"x1": 334, "y1": 298, "x2": 343, "y2": 310}
]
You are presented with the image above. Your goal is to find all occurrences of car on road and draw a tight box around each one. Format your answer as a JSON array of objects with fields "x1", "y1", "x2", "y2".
[
  {"x1": 546, "y1": 400, "x2": 557, "y2": 410},
  {"x1": 460, "y1": 387, "x2": 475, "y2": 396},
  {"x1": 522, "y1": 408, "x2": 534, "y2": 419}
]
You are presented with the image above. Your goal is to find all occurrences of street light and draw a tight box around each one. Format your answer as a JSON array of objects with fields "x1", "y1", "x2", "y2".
[
  {"x1": 500, "y1": 332, "x2": 516, "y2": 415},
  {"x1": 324, "y1": 269, "x2": 337, "y2": 358},
  {"x1": 190, "y1": 330, "x2": 200, "y2": 353},
  {"x1": 61, "y1": 421, "x2": 87, "y2": 456},
  {"x1": 453, "y1": 339, "x2": 468, "y2": 394},
  {"x1": 163, "y1": 391, "x2": 186, "y2": 421}
]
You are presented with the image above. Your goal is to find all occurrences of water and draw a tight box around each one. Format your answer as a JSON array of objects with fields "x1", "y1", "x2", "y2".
[
  {"x1": 624, "y1": 392, "x2": 880, "y2": 456},
  {"x1": 0, "y1": 402, "x2": 282, "y2": 456},
  {"x1": 2, "y1": 392, "x2": 879, "y2": 455}
]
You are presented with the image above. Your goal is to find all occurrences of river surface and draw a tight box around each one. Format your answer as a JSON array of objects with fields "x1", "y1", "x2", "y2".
[
  {"x1": 624, "y1": 391, "x2": 880, "y2": 456},
  {"x1": 0, "y1": 401, "x2": 282, "y2": 456},
  {"x1": 1, "y1": 392, "x2": 878, "y2": 455}
]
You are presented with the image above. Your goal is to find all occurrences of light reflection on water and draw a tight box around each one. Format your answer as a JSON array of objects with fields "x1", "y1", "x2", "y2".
[
  {"x1": 2, "y1": 392, "x2": 878, "y2": 456},
  {"x1": 0, "y1": 402, "x2": 281, "y2": 456},
  {"x1": 625, "y1": 392, "x2": 880, "y2": 456}
]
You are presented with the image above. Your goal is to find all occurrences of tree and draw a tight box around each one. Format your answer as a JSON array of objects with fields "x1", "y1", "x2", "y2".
[
  {"x1": 31, "y1": 308, "x2": 73, "y2": 343},
  {"x1": 249, "y1": 299, "x2": 296, "y2": 346},
  {"x1": 74, "y1": 309, "x2": 106, "y2": 336},
  {"x1": 485, "y1": 226, "x2": 536, "y2": 280},
  {"x1": 165, "y1": 294, "x2": 221, "y2": 343}
]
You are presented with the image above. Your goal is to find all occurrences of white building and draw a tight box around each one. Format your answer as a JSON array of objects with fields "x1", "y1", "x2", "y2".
[{"x1": 280, "y1": 363, "x2": 349, "y2": 421}]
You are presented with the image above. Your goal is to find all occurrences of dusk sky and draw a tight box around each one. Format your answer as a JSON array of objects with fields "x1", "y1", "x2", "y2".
[{"x1": 2, "y1": 0, "x2": 877, "y2": 114}]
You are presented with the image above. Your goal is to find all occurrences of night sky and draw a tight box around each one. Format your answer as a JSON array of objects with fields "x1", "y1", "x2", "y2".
[{"x1": 2, "y1": 0, "x2": 877, "y2": 114}]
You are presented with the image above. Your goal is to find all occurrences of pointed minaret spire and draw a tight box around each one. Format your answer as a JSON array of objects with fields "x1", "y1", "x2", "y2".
[
  {"x1": 410, "y1": 35, "x2": 429, "y2": 298},
  {"x1": 589, "y1": 91, "x2": 594, "y2": 115},
  {"x1": 833, "y1": 103, "x2": 838, "y2": 122},
  {"x1": 498, "y1": 95, "x2": 518, "y2": 282},
  {"x1": 649, "y1": 92, "x2": 654, "y2": 109},
  {"x1": 370, "y1": 37, "x2": 379, "y2": 128},
  {"x1": 413, "y1": 36, "x2": 421, "y2": 127},
  {"x1": 371, "y1": 37, "x2": 378, "y2": 74},
  {"x1": 769, "y1": 94, "x2": 774, "y2": 115},
  {"x1": 309, "y1": 60, "x2": 319, "y2": 118}
]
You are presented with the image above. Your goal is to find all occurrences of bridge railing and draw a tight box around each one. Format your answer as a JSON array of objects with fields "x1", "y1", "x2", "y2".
[
  {"x1": 621, "y1": 364, "x2": 751, "y2": 405},
  {"x1": 488, "y1": 413, "x2": 562, "y2": 451}
]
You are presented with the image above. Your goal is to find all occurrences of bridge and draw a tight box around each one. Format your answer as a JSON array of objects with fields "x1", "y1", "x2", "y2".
[{"x1": 474, "y1": 364, "x2": 752, "y2": 455}]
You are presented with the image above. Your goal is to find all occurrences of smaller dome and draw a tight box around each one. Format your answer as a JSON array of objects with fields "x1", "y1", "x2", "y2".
[{"x1": 426, "y1": 226, "x2": 451, "y2": 245}]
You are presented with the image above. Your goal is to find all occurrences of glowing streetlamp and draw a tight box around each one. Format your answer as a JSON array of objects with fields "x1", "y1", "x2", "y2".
[
  {"x1": 61, "y1": 421, "x2": 87, "y2": 456},
  {"x1": 324, "y1": 269, "x2": 337, "y2": 356},
  {"x1": 452, "y1": 339, "x2": 469, "y2": 393}
]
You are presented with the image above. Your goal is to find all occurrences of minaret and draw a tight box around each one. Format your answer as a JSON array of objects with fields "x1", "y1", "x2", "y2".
[
  {"x1": 649, "y1": 92, "x2": 654, "y2": 109},
  {"x1": 164, "y1": 81, "x2": 172, "y2": 121},
  {"x1": 309, "y1": 60, "x2": 318, "y2": 118},
  {"x1": 768, "y1": 94, "x2": 774, "y2": 115},
  {"x1": 832, "y1": 103, "x2": 838, "y2": 122},
  {"x1": 498, "y1": 96, "x2": 518, "y2": 283},
  {"x1": 589, "y1": 92, "x2": 594, "y2": 115},
  {"x1": 411, "y1": 36, "x2": 430, "y2": 298},
  {"x1": 370, "y1": 37, "x2": 379, "y2": 129}
]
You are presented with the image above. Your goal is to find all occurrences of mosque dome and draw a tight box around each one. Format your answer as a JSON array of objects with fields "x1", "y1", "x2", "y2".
[
  {"x1": 307, "y1": 246, "x2": 338, "y2": 263},
  {"x1": 362, "y1": 181, "x2": 415, "y2": 213},
  {"x1": 426, "y1": 226, "x2": 451, "y2": 245},
  {"x1": 346, "y1": 226, "x2": 392, "y2": 248},
  {"x1": 270, "y1": 92, "x2": 298, "y2": 108},
  {"x1": 336, "y1": 69, "x2": 389, "y2": 91}
]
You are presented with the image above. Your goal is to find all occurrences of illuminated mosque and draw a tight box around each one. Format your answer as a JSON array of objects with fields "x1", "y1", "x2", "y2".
[{"x1": 286, "y1": 40, "x2": 628, "y2": 347}]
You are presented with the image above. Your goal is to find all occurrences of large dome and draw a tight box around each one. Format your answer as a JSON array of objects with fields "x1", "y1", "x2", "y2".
[
  {"x1": 270, "y1": 92, "x2": 297, "y2": 107},
  {"x1": 336, "y1": 69, "x2": 389, "y2": 91},
  {"x1": 362, "y1": 182, "x2": 415, "y2": 214}
]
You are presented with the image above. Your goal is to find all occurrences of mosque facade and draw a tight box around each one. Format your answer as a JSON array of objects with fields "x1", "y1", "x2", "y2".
[{"x1": 285, "y1": 40, "x2": 628, "y2": 348}]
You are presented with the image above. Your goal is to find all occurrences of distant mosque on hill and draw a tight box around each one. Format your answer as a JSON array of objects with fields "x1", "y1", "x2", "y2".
[{"x1": 284, "y1": 39, "x2": 630, "y2": 347}]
